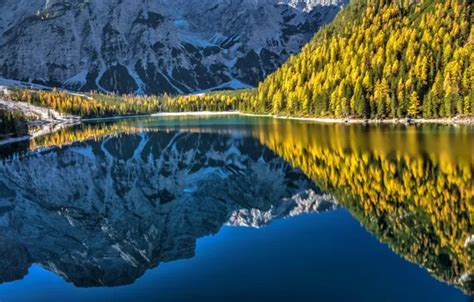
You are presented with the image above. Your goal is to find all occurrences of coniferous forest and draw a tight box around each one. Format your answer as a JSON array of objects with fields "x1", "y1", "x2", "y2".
[{"x1": 243, "y1": 0, "x2": 474, "y2": 118}]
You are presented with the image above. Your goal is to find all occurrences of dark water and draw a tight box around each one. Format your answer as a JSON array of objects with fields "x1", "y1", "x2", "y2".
[{"x1": 0, "y1": 115, "x2": 472, "y2": 302}]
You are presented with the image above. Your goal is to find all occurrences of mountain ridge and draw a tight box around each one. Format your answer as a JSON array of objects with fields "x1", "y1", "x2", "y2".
[{"x1": 0, "y1": 0, "x2": 348, "y2": 95}]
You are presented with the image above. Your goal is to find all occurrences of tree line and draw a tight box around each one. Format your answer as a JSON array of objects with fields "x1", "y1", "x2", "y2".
[
  {"x1": 4, "y1": 89, "x2": 247, "y2": 118},
  {"x1": 5, "y1": 89, "x2": 164, "y2": 118}
]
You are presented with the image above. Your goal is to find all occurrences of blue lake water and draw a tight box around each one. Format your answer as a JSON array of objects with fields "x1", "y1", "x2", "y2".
[
  {"x1": 0, "y1": 116, "x2": 472, "y2": 301},
  {"x1": 0, "y1": 210, "x2": 468, "y2": 302}
]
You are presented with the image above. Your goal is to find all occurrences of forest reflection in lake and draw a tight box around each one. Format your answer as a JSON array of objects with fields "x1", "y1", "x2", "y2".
[{"x1": 0, "y1": 115, "x2": 472, "y2": 301}]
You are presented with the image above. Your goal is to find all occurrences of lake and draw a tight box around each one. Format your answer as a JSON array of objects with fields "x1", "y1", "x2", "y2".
[{"x1": 0, "y1": 115, "x2": 472, "y2": 302}]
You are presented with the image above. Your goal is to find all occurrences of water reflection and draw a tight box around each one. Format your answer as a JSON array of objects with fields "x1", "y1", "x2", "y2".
[
  {"x1": 0, "y1": 130, "x2": 334, "y2": 287},
  {"x1": 251, "y1": 120, "x2": 473, "y2": 293},
  {"x1": 0, "y1": 116, "x2": 472, "y2": 294}
]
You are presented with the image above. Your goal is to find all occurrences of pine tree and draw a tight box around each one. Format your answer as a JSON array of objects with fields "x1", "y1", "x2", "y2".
[{"x1": 408, "y1": 91, "x2": 421, "y2": 117}]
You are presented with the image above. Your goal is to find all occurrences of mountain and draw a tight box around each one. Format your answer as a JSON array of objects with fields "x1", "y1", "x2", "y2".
[
  {"x1": 0, "y1": 130, "x2": 336, "y2": 287},
  {"x1": 244, "y1": 0, "x2": 473, "y2": 119},
  {"x1": 0, "y1": 0, "x2": 347, "y2": 95}
]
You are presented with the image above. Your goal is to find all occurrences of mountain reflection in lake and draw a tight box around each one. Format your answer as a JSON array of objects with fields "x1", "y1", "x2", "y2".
[
  {"x1": 0, "y1": 116, "x2": 472, "y2": 302},
  {"x1": 0, "y1": 130, "x2": 334, "y2": 287}
]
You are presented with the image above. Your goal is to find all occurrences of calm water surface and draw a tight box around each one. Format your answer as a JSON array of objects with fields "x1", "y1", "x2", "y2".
[{"x1": 0, "y1": 116, "x2": 472, "y2": 302}]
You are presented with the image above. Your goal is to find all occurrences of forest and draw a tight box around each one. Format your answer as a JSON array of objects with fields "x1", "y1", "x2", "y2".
[
  {"x1": 4, "y1": 89, "x2": 246, "y2": 118},
  {"x1": 244, "y1": 0, "x2": 473, "y2": 118},
  {"x1": 4, "y1": 89, "x2": 163, "y2": 118}
]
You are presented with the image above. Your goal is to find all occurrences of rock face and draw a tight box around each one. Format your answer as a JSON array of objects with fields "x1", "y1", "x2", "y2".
[
  {"x1": 0, "y1": 0, "x2": 347, "y2": 94},
  {"x1": 0, "y1": 130, "x2": 336, "y2": 287}
]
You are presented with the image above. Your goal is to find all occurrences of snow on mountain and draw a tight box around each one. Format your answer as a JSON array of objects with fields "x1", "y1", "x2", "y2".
[
  {"x1": 287, "y1": 0, "x2": 348, "y2": 11},
  {"x1": 0, "y1": 130, "x2": 337, "y2": 287},
  {"x1": 0, "y1": 0, "x2": 347, "y2": 95}
]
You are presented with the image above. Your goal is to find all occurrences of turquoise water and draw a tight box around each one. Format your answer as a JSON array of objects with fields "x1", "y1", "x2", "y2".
[{"x1": 0, "y1": 116, "x2": 472, "y2": 301}]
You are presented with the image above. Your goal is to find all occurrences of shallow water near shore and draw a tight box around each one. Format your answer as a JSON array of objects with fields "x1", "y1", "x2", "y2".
[{"x1": 0, "y1": 115, "x2": 472, "y2": 301}]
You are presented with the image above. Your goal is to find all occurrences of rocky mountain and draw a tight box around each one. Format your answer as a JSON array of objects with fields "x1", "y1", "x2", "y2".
[
  {"x1": 0, "y1": 130, "x2": 336, "y2": 287},
  {"x1": 0, "y1": 0, "x2": 347, "y2": 95}
]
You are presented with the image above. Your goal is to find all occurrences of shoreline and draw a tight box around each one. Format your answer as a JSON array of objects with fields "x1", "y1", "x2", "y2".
[
  {"x1": 151, "y1": 111, "x2": 240, "y2": 117},
  {"x1": 0, "y1": 121, "x2": 81, "y2": 147},
  {"x1": 239, "y1": 112, "x2": 474, "y2": 125},
  {"x1": 1, "y1": 110, "x2": 472, "y2": 146},
  {"x1": 0, "y1": 99, "x2": 80, "y2": 146},
  {"x1": 87, "y1": 111, "x2": 473, "y2": 125},
  {"x1": 81, "y1": 111, "x2": 241, "y2": 122}
]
